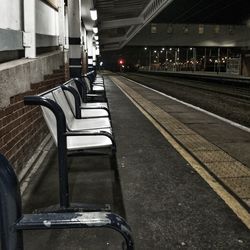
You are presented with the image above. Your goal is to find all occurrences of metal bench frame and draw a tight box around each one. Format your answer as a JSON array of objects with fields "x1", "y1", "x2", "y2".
[
  {"x1": 87, "y1": 71, "x2": 104, "y2": 85},
  {"x1": 61, "y1": 83, "x2": 110, "y2": 119},
  {"x1": 24, "y1": 88, "x2": 116, "y2": 209},
  {"x1": 51, "y1": 86, "x2": 111, "y2": 131},
  {"x1": 0, "y1": 154, "x2": 134, "y2": 250},
  {"x1": 75, "y1": 77, "x2": 107, "y2": 103}
]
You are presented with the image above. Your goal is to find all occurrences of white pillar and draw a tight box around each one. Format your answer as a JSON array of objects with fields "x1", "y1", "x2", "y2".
[
  {"x1": 23, "y1": 0, "x2": 36, "y2": 58},
  {"x1": 64, "y1": 5, "x2": 69, "y2": 49},
  {"x1": 68, "y1": 0, "x2": 82, "y2": 77},
  {"x1": 87, "y1": 32, "x2": 94, "y2": 71},
  {"x1": 58, "y1": 0, "x2": 65, "y2": 49},
  {"x1": 83, "y1": 27, "x2": 87, "y2": 51}
]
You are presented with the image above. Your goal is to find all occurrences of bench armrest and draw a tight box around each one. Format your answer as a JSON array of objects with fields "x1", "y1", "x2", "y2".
[{"x1": 16, "y1": 212, "x2": 133, "y2": 249}]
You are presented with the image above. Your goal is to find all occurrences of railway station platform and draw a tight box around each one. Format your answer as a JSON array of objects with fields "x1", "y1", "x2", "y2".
[{"x1": 20, "y1": 72, "x2": 249, "y2": 249}]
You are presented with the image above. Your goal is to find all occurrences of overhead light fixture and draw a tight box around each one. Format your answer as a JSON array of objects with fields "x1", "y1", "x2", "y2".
[
  {"x1": 94, "y1": 35, "x2": 99, "y2": 40},
  {"x1": 93, "y1": 27, "x2": 98, "y2": 34},
  {"x1": 90, "y1": 9, "x2": 97, "y2": 21},
  {"x1": 95, "y1": 41, "x2": 99, "y2": 45}
]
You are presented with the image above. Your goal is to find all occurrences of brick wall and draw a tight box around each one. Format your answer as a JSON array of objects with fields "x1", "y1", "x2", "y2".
[{"x1": 0, "y1": 66, "x2": 66, "y2": 175}]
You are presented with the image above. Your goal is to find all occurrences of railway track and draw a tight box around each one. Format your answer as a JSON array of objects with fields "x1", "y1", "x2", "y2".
[
  {"x1": 126, "y1": 73, "x2": 250, "y2": 101},
  {"x1": 122, "y1": 72, "x2": 250, "y2": 127}
]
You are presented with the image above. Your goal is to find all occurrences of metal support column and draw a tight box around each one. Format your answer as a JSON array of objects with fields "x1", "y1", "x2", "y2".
[
  {"x1": 193, "y1": 48, "x2": 197, "y2": 71},
  {"x1": 174, "y1": 49, "x2": 178, "y2": 71},
  {"x1": 186, "y1": 48, "x2": 190, "y2": 70},
  {"x1": 203, "y1": 48, "x2": 207, "y2": 71},
  {"x1": 217, "y1": 48, "x2": 221, "y2": 74}
]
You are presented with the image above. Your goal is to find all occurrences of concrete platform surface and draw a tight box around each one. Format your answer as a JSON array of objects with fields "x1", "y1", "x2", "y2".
[
  {"x1": 110, "y1": 74, "x2": 250, "y2": 209},
  {"x1": 18, "y1": 73, "x2": 250, "y2": 249}
]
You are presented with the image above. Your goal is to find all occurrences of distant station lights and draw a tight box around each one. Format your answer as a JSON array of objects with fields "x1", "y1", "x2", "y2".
[
  {"x1": 141, "y1": 46, "x2": 234, "y2": 73},
  {"x1": 90, "y1": 9, "x2": 98, "y2": 21}
]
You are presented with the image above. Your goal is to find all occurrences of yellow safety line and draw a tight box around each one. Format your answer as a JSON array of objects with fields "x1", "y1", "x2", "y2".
[{"x1": 111, "y1": 76, "x2": 250, "y2": 230}]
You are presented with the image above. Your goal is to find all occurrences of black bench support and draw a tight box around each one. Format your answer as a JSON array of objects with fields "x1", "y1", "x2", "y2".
[
  {"x1": 24, "y1": 96, "x2": 70, "y2": 208},
  {"x1": 0, "y1": 154, "x2": 134, "y2": 250}
]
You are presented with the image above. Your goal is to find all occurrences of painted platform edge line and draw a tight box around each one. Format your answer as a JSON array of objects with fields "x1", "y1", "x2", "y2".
[{"x1": 110, "y1": 75, "x2": 250, "y2": 230}]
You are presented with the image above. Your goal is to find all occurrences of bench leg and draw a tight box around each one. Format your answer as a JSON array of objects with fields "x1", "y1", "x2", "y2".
[{"x1": 0, "y1": 155, "x2": 24, "y2": 250}]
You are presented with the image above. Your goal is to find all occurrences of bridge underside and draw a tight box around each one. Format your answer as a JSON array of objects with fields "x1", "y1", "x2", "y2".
[{"x1": 128, "y1": 23, "x2": 250, "y2": 48}]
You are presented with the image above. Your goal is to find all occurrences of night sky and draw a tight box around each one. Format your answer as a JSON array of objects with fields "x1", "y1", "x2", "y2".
[{"x1": 153, "y1": 0, "x2": 250, "y2": 25}]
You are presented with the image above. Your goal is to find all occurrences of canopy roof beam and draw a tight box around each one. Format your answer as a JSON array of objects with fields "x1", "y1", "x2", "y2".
[{"x1": 100, "y1": 17, "x2": 144, "y2": 30}]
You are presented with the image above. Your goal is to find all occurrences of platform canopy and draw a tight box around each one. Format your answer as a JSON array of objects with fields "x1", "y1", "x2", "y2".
[
  {"x1": 82, "y1": 0, "x2": 176, "y2": 51},
  {"x1": 82, "y1": 0, "x2": 250, "y2": 51}
]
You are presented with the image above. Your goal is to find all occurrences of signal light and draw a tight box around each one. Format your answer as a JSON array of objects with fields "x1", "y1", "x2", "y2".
[{"x1": 118, "y1": 59, "x2": 124, "y2": 65}]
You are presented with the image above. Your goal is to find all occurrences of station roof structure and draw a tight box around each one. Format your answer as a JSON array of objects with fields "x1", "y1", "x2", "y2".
[{"x1": 84, "y1": 0, "x2": 250, "y2": 51}]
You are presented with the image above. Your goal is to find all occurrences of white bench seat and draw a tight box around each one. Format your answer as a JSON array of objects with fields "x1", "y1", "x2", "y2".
[
  {"x1": 84, "y1": 76, "x2": 105, "y2": 93},
  {"x1": 93, "y1": 85, "x2": 105, "y2": 92},
  {"x1": 40, "y1": 93, "x2": 113, "y2": 151},
  {"x1": 64, "y1": 80, "x2": 109, "y2": 115},
  {"x1": 67, "y1": 133, "x2": 112, "y2": 150},
  {"x1": 51, "y1": 88, "x2": 111, "y2": 130},
  {"x1": 80, "y1": 109, "x2": 108, "y2": 118},
  {"x1": 81, "y1": 102, "x2": 108, "y2": 109},
  {"x1": 69, "y1": 117, "x2": 110, "y2": 131}
]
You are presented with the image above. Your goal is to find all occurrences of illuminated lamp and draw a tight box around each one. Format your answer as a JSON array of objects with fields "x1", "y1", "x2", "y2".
[{"x1": 90, "y1": 9, "x2": 97, "y2": 21}]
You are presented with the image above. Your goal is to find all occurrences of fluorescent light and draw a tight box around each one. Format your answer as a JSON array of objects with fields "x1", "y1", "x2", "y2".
[
  {"x1": 90, "y1": 9, "x2": 97, "y2": 21},
  {"x1": 93, "y1": 27, "x2": 98, "y2": 34},
  {"x1": 94, "y1": 35, "x2": 99, "y2": 40},
  {"x1": 95, "y1": 41, "x2": 99, "y2": 45}
]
